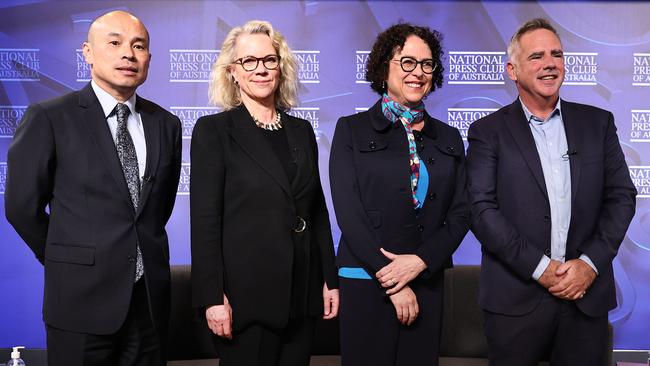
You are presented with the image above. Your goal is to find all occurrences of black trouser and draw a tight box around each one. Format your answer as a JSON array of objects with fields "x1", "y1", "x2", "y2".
[
  {"x1": 484, "y1": 293, "x2": 608, "y2": 366},
  {"x1": 339, "y1": 276, "x2": 443, "y2": 366},
  {"x1": 46, "y1": 279, "x2": 162, "y2": 366},
  {"x1": 214, "y1": 317, "x2": 316, "y2": 366}
]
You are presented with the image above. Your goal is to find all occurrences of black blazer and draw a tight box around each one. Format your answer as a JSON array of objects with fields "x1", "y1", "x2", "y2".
[
  {"x1": 4, "y1": 83, "x2": 182, "y2": 336},
  {"x1": 329, "y1": 101, "x2": 469, "y2": 279},
  {"x1": 466, "y1": 99, "x2": 637, "y2": 317},
  {"x1": 190, "y1": 105, "x2": 338, "y2": 331}
]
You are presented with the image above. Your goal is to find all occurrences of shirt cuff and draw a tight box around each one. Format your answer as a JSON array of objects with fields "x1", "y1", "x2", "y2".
[
  {"x1": 532, "y1": 255, "x2": 551, "y2": 281},
  {"x1": 579, "y1": 254, "x2": 599, "y2": 275}
]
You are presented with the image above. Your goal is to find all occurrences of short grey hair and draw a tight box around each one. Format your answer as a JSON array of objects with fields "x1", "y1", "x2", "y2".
[{"x1": 507, "y1": 18, "x2": 561, "y2": 62}]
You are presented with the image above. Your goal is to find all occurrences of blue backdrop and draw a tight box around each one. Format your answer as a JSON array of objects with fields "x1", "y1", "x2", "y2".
[{"x1": 1, "y1": 0, "x2": 649, "y2": 350}]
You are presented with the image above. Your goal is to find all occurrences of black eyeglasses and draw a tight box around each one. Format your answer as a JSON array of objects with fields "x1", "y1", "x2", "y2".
[
  {"x1": 233, "y1": 54, "x2": 281, "y2": 71},
  {"x1": 391, "y1": 56, "x2": 437, "y2": 74}
]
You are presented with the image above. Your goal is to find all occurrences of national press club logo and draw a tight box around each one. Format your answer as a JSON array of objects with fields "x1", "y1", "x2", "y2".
[
  {"x1": 0, "y1": 48, "x2": 40, "y2": 81},
  {"x1": 630, "y1": 109, "x2": 650, "y2": 142},
  {"x1": 178, "y1": 162, "x2": 190, "y2": 195},
  {"x1": 169, "y1": 106, "x2": 220, "y2": 139},
  {"x1": 447, "y1": 51, "x2": 505, "y2": 85},
  {"x1": 563, "y1": 52, "x2": 598, "y2": 86},
  {"x1": 0, "y1": 105, "x2": 26, "y2": 138},
  {"x1": 0, "y1": 162, "x2": 7, "y2": 195},
  {"x1": 447, "y1": 108, "x2": 497, "y2": 140},
  {"x1": 629, "y1": 166, "x2": 650, "y2": 198},
  {"x1": 355, "y1": 51, "x2": 370, "y2": 84},
  {"x1": 632, "y1": 53, "x2": 650, "y2": 86},
  {"x1": 294, "y1": 50, "x2": 320, "y2": 84},
  {"x1": 288, "y1": 107, "x2": 320, "y2": 131},
  {"x1": 169, "y1": 49, "x2": 219, "y2": 82},
  {"x1": 75, "y1": 49, "x2": 91, "y2": 82}
]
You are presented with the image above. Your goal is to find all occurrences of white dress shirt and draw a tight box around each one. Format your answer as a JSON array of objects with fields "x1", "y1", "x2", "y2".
[{"x1": 91, "y1": 81, "x2": 147, "y2": 181}]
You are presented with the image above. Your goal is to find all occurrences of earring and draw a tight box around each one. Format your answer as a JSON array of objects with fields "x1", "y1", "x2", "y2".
[{"x1": 382, "y1": 81, "x2": 386, "y2": 91}]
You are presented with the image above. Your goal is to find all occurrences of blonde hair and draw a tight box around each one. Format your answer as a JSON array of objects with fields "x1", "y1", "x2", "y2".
[{"x1": 208, "y1": 20, "x2": 299, "y2": 111}]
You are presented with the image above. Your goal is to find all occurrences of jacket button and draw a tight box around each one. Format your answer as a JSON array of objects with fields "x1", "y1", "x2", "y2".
[
  {"x1": 426, "y1": 157, "x2": 435, "y2": 164},
  {"x1": 447, "y1": 146, "x2": 455, "y2": 153},
  {"x1": 543, "y1": 215, "x2": 551, "y2": 222},
  {"x1": 416, "y1": 136, "x2": 424, "y2": 142},
  {"x1": 544, "y1": 249, "x2": 552, "y2": 256},
  {"x1": 128, "y1": 255, "x2": 135, "y2": 263},
  {"x1": 428, "y1": 193, "x2": 437, "y2": 201},
  {"x1": 369, "y1": 141, "x2": 376, "y2": 150},
  {"x1": 418, "y1": 224, "x2": 424, "y2": 232}
]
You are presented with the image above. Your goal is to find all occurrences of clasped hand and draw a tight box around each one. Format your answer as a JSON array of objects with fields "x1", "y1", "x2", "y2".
[
  {"x1": 538, "y1": 259, "x2": 596, "y2": 301},
  {"x1": 375, "y1": 248, "x2": 427, "y2": 295}
]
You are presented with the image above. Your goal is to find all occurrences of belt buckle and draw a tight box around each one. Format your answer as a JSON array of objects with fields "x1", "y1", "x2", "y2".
[{"x1": 294, "y1": 216, "x2": 306, "y2": 233}]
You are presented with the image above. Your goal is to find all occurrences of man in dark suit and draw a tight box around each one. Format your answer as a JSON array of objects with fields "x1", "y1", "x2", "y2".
[
  {"x1": 466, "y1": 18, "x2": 636, "y2": 366},
  {"x1": 5, "y1": 10, "x2": 181, "y2": 366}
]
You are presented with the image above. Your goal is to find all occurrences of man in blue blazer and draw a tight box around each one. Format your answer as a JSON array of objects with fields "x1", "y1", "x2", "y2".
[
  {"x1": 5, "y1": 11, "x2": 181, "y2": 366},
  {"x1": 466, "y1": 18, "x2": 636, "y2": 366}
]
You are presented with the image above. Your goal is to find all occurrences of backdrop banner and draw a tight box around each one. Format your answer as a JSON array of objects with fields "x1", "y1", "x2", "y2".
[{"x1": 1, "y1": 0, "x2": 648, "y2": 350}]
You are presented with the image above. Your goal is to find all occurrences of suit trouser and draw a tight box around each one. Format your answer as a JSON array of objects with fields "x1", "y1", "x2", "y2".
[
  {"x1": 46, "y1": 279, "x2": 163, "y2": 366},
  {"x1": 484, "y1": 293, "x2": 608, "y2": 366},
  {"x1": 339, "y1": 275, "x2": 443, "y2": 366},
  {"x1": 214, "y1": 317, "x2": 316, "y2": 366}
]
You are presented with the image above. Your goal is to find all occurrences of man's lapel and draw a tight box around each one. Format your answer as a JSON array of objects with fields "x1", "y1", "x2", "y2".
[
  {"x1": 79, "y1": 83, "x2": 134, "y2": 212},
  {"x1": 505, "y1": 99, "x2": 549, "y2": 201},
  {"x1": 135, "y1": 96, "x2": 161, "y2": 218},
  {"x1": 560, "y1": 100, "x2": 583, "y2": 207}
]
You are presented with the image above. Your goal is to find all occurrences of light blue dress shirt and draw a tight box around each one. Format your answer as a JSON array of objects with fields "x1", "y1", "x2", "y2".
[{"x1": 520, "y1": 99, "x2": 598, "y2": 280}]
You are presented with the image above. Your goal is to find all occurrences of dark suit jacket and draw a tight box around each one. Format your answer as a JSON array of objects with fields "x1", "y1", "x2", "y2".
[
  {"x1": 5, "y1": 83, "x2": 182, "y2": 337},
  {"x1": 190, "y1": 105, "x2": 338, "y2": 331},
  {"x1": 329, "y1": 101, "x2": 469, "y2": 279},
  {"x1": 466, "y1": 99, "x2": 636, "y2": 317}
]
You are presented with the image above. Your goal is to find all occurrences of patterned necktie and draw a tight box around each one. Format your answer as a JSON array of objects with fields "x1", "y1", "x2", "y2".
[{"x1": 115, "y1": 103, "x2": 144, "y2": 282}]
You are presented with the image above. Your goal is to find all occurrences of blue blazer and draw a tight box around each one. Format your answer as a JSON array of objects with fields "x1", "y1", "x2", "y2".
[
  {"x1": 466, "y1": 99, "x2": 636, "y2": 317},
  {"x1": 329, "y1": 100, "x2": 469, "y2": 280}
]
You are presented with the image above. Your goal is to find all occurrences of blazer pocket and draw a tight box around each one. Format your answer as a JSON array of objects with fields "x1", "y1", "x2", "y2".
[
  {"x1": 357, "y1": 138, "x2": 389, "y2": 152},
  {"x1": 45, "y1": 243, "x2": 95, "y2": 266},
  {"x1": 366, "y1": 210, "x2": 382, "y2": 228},
  {"x1": 435, "y1": 143, "x2": 462, "y2": 160}
]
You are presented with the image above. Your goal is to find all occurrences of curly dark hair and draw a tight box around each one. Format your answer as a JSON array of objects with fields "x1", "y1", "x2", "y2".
[{"x1": 366, "y1": 23, "x2": 444, "y2": 96}]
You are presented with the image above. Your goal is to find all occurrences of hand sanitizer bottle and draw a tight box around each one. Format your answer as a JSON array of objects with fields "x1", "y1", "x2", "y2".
[{"x1": 7, "y1": 346, "x2": 25, "y2": 366}]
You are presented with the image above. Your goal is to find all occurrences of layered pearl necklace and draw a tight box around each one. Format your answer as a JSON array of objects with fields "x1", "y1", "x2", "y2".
[{"x1": 252, "y1": 109, "x2": 282, "y2": 130}]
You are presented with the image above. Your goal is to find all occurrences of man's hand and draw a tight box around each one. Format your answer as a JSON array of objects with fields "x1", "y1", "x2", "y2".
[
  {"x1": 322, "y1": 283, "x2": 339, "y2": 320},
  {"x1": 376, "y1": 248, "x2": 427, "y2": 295},
  {"x1": 205, "y1": 294, "x2": 233, "y2": 339},
  {"x1": 389, "y1": 285, "x2": 419, "y2": 326},
  {"x1": 538, "y1": 259, "x2": 564, "y2": 289},
  {"x1": 549, "y1": 259, "x2": 596, "y2": 300}
]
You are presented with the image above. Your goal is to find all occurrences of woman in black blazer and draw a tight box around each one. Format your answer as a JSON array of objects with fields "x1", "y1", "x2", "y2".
[
  {"x1": 330, "y1": 23, "x2": 469, "y2": 366},
  {"x1": 190, "y1": 20, "x2": 338, "y2": 366}
]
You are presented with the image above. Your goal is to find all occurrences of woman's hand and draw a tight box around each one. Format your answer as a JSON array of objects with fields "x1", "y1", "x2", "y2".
[
  {"x1": 322, "y1": 283, "x2": 340, "y2": 319},
  {"x1": 389, "y1": 285, "x2": 419, "y2": 325},
  {"x1": 376, "y1": 248, "x2": 427, "y2": 295},
  {"x1": 205, "y1": 294, "x2": 233, "y2": 339}
]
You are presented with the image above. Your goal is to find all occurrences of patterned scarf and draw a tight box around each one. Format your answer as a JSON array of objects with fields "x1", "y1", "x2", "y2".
[{"x1": 381, "y1": 93, "x2": 425, "y2": 208}]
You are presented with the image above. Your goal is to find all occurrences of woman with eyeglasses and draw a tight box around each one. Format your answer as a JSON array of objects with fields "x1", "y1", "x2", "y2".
[
  {"x1": 190, "y1": 20, "x2": 338, "y2": 366},
  {"x1": 330, "y1": 23, "x2": 469, "y2": 365}
]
